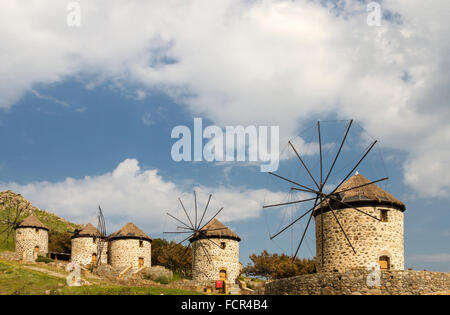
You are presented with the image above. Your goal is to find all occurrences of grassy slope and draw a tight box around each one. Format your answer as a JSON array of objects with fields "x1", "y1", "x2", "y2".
[
  {"x1": 0, "y1": 192, "x2": 81, "y2": 252},
  {"x1": 0, "y1": 260, "x2": 202, "y2": 295}
]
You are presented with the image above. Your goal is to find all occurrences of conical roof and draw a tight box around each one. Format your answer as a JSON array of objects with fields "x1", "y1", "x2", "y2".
[
  {"x1": 72, "y1": 223, "x2": 103, "y2": 238},
  {"x1": 315, "y1": 173, "x2": 405, "y2": 212},
  {"x1": 109, "y1": 222, "x2": 151, "y2": 241},
  {"x1": 17, "y1": 215, "x2": 48, "y2": 230},
  {"x1": 190, "y1": 218, "x2": 241, "y2": 242}
]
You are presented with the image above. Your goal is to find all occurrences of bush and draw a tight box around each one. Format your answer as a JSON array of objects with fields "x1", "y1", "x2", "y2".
[
  {"x1": 154, "y1": 276, "x2": 170, "y2": 285},
  {"x1": 243, "y1": 250, "x2": 316, "y2": 280},
  {"x1": 36, "y1": 256, "x2": 53, "y2": 263}
]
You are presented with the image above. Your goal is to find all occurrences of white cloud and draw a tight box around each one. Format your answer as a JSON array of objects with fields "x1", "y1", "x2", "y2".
[
  {"x1": 0, "y1": 159, "x2": 283, "y2": 235},
  {"x1": 141, "y1": 112, "x2": 153, "y2": 125},
  {"x1": 0, "y1": 0, "x2": 449, "y2": 197}
]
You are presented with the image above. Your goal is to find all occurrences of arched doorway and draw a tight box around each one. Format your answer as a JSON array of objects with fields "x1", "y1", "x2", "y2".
[
  {"x1": 91, "y1": 253, "x2": 97, "y2": 264},
  {"x1": 138, "y1": 257, "x2": 144, "y2": 268},
  {"x1": 219, "y1": 269, "x2": 227, "y2": 281},
  {"x1": 379, "y1": 255, "x2": 390, "y2": 270}
]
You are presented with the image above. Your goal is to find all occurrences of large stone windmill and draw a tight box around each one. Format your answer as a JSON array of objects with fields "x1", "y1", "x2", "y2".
[
  {"x1": 264, "y1": 120, "x2": 406, "y2": 272},
  {"x1": 313, "y1": 172, "x2": 406, "y2": 272}
]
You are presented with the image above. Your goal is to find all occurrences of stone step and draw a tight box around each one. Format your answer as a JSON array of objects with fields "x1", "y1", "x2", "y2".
[{"x1": 229, "y1": 284, "x2": 241, "y2": 295}]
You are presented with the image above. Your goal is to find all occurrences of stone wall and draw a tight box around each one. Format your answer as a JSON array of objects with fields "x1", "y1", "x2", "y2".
[
  {"x1": 192, "y1": 238, "x2": 240, "y2": 282},
  {"x1": 71, "y1": 237, "x2": 108, "y2": 266},
  {"x1": 15, "y1": 227, "x2": 48, "y2": 262},
  {"x1": 109, "y1": 238, "x2": 151, "y2": 269},
  {"x1": 264, "y1": 269, "x2": 450, "y2": 295},
  {"x1": 314, "y1": 205, "x2": 404, "y2": 272}
]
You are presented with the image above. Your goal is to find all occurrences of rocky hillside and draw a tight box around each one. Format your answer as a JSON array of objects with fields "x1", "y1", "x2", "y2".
[{"x1": 0, "y1": 190, "x2": 82, "y2": 252}]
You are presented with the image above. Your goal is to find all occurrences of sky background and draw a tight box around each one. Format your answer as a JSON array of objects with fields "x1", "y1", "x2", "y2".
[{"x1": 0, "y1": 0, "x2": 448, "y2": 271}]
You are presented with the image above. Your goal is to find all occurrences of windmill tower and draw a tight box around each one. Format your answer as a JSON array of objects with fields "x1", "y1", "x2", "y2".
[
  {"x1": 190, "y1": 218, "x2": 241, "y2": 282},
  {"x1": 15, "y1": 215, "x2": 49, "y2": 262},
  {"x1": 314, "y1": 173, "x2": 406, "y2": 272},
  {"x1": 71, "y1": 223, "x2": 107, "y2": 266},
  {"x1": 109, "y1": 222, "x2": 152, "y2": 269}
]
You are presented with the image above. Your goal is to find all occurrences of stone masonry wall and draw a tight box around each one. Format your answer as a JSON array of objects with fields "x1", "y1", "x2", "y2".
[
  {"x1": 109, "y1": 238, "x2": 151, "y2": 269},
  {"x1": 15, "y1": 227, "x2": 48, "y2": 262},
  {"x1": 192, "y1": 238, "x2": 240, "y2": 282},
  {"x1": 264, "y1": 269, "x2": 450, "y2": 295},
  {"x1": 315, "y1": 205, "x2": 404, "y2": 272},
  {"x1": 71, "y1": 237, "x2": 108, "y2": 266}
]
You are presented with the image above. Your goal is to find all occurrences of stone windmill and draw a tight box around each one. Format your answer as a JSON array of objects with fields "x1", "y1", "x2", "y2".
[
  {"x1": 70, "y1": 206, "x2": 108, "y2": 267},
  {"x1": 164, "y1": 191, "x2": 241, "y2": 285},
  {"x1": 15, "y1": 215, "x2": 49, "y2": 262},
  {"x1": 264, "y1": 120, "x2": 406, "y2": 272}
]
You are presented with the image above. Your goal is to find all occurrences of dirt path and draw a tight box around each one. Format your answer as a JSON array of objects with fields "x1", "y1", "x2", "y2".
[{"x1": 24, "y1": 266, "x2": 68, "y2": 279}]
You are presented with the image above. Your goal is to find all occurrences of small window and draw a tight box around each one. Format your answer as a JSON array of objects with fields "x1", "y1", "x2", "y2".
[
  {"x1": 93, "y1": 237, "x2": 97, "y2": 244},
  {"x1": 139, "y1": 240, "x2": 144, "y2": 247},
  {"x1": 380, "y1": 209, "x2": 389, "y2": 222},
  {"x1": 35, "y1": 228, "x2": 39, "y2": 233},
  {"x1": 220, "y1": 242, "x2": 226, "y2": 249}
]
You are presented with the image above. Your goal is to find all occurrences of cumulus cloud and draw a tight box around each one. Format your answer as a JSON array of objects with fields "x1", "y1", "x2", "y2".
[
  {"x1": 0, "y1": 159, "x2": 283, "y2": 235},
  {"x1": 1, "y1": 0, "x2": 449, "y2": 197}
]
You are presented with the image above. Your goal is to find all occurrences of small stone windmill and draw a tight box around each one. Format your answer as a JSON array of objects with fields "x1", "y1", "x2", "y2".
[{"x1": 164, "y1": 191, "x2": 241, "y2": 283}]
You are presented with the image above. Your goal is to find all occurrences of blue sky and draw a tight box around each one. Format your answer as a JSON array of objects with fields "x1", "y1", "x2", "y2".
[{"x1": 0, "y1": 0, "x2": 449, "y2": 271}]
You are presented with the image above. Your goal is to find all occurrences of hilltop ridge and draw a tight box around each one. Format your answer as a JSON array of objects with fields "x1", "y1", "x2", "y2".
[{"x1": 0, "y1": 190, "x2": 81, "y2": 252}]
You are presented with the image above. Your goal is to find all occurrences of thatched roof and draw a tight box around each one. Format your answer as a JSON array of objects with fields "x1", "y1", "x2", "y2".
[
  {"x1": 17, "y1": 215, "x2": 48, "y2": 230},
  {"x1": 72, "y1": 223, "x2": 103, "y2": 238},
  {"x1": 109, "y1": 222, "x2": 151, "y2": 241},
  {"x1": 315, "y1": 173, "x2": 405, "y2": 213},
  {"x1": 189, "y1": 218, "x2": 241, "y2": 242}
]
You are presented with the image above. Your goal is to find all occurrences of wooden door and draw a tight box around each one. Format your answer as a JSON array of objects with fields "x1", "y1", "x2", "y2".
[
  {"x1": 92, "y1": 253, "x2": 97, "y2": 264},
  {"x1": 34, "y1": 246, "x2": 39, "y2": 253},
  {"x1": 379, "y1": 256, "x2": 389, "y2": 270},
  {"x1": 219, "y1": 269, "x2": 227, "y2": 280},
  {"x1": 138, "y1": 257, "x2": 144, "y2": 268}
]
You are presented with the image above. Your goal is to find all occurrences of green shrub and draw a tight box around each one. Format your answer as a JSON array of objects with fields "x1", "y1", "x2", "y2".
[
  {"x1": 154, "y1": 276, "x2": 170, "y2": 284},
  {"x1": 36, "y1": 256, "x2": 53, "y2": 263}
]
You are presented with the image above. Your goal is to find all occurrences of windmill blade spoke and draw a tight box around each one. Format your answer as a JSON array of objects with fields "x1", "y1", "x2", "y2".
[
  {"x1": 288, "y1": 140, "x2": 320, "y2": 190},
  {"x1": 326, "y1": 195, "x2": 381, "y2": 221},
  {"x1": 290, "y1": 187, "x2": 318, "y2": 194},
  {"x1": 270, "y1": 196, "x2": 319, "y2": 240},
  {"x1": 292, "y1": 198, "x2": 318, "y2": 259},
  {"x1": 194, "y1": 190, "x2": 198, "y2": 230},
  {"x1": 331, "y1": 177, "x2": 389, "y2": 195},
  {"x1": 330, "y1": 140, "x2": 377, "y2": 194},
  {"x1": 198, "y1": 240, "x2": 213, "y2": 264},
  {"x1": 323, "y1": 119, "x2": 353, "y2": 187},
  {"x1": 163, "y1": 231, "x2": 194, "y2": 234},
  {"x1": 202, "y1": 227, "x2": 228, "y2": 232},
  {"x1": 268, "y1": 172, "x2": 317, "y2": 194},
  {"x1": 328, "y1": 202, "x2": 356, "y2": 254},
  {"x1": 178, "y1": 198, "x2": 195, "y2": 229},
  {"x1": 197, "y1": 194, "x2": 212, "y2": 230},
  {"x1": 263, "y1": 197, "x2": 317, "y2": 209},
  {"x1": 318, "y1": 121, "x2": 323, "y2": 186},
  {"x1": 204, "y1": 237, "x2": 222, "y2": 249},
  {"x1": 176, "y1": 233, "x2": 193, "y2": 246},
  {"x1": 198, "y1": 207, "x2": 224, "y2": 231},
  {"x1": 167, "y1": 213, "x2": 193, "y2": 230},
  {"x1": 320, "y1": 195, "x2": 324, "y2": 267}
]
